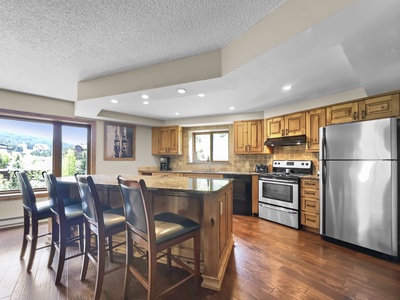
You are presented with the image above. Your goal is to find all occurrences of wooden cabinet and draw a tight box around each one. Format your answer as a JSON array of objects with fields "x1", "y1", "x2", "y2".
[
  {"x1": 326, "y1": 102, "x2": 358, "y2": 125},
  {"x1": 301, "y1": 178, "x2": 320, "y2": 231},
  {"x1": 152, "y1": 126, "x2": 182, "y2": 155},
  {"x1": 358, "y1": 94, "x2": 399, "y2": 121},
  {"x1": 233, "y1": 120, "x2": 263, "y2": 154},
  {"x1": 218, "y1": 184, "x2": 232, "y2": 257},
  {"x1": 306, "y1": 109, "x2": 326, "y2": 152},
  {"x1": 266, "y1": 112, "x2": 306, "y2": 138},
  {"x1": 326, "y1": 93, "x2": 400, "y2": 125}
]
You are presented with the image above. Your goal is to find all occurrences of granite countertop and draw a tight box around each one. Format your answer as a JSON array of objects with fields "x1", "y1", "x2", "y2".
[
  {"x1": 58, "y1": 174, "x2": 233, "y2": 194},
  {"x1": 152, "y1": 170, "x2": 260, "y2": 176},
  {"x1": 300, "y1": 175, "x2": 319, "y2": 180}
]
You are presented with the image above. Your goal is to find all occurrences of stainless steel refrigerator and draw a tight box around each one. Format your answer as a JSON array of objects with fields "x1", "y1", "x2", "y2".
[{"x1": 319, "y1": 117, "x2": 399, "y2": 257}]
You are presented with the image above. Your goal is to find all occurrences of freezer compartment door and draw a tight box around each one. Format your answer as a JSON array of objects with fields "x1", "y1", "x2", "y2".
[
  {"x1": 320, "y1": 118, "x2": 397, "y2": 160},
  {"x1": 322, "y1": 160, "x2": 398, "y2": 256}
]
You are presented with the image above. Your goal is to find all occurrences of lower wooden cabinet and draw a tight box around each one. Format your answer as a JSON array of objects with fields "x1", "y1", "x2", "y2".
[{"x1": 300, "y1": 178, "x2": 320, "y2": 232}]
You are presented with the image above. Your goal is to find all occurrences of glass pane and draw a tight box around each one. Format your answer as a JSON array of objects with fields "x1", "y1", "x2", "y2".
[
  {"x1": 62, "y1": 125, "x2": 88, "y2": 176},
  {"x1": 213, "y1": 132, "x2": 229, "y2": 161},
  {"x1": 195, "y1": 134, "x2": 210, "y2": 162},
  {"x1": 0, "y1": 118, "x2": 53, "y2": 190}
]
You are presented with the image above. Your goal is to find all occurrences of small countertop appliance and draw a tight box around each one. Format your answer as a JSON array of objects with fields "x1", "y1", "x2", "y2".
[{"x1": 160, "y1": 157, "x2": 171, "y2": 171}]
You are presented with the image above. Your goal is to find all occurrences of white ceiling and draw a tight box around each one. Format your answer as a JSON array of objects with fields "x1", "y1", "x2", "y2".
[{"x1": 1, "y1": 0, "x2": 400, "y2": 125}]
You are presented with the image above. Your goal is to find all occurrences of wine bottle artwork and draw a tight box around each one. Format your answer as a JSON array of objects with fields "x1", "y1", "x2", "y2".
[
  {"x1": 121, "y1": 127, "x2": 128, "y2": 157},
  {"x1": 114, "y1": 126, "x2": 120, "y2": 158},
  {"x1": 105, "y1": 122, "x2": 135, "y2": 161}
]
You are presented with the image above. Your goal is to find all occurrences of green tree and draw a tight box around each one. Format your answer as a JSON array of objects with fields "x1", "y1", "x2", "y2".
[
  {"x1": 62, "y1": 149, "x2": 77, "y2": 176},
  {"x1": 0, "y1": 153, "x2": 10, "y2": 168}
]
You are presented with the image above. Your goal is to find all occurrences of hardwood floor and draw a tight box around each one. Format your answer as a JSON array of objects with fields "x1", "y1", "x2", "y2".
[{"x1": 1, "y1": 215, "x2": 399, "y2": 299}]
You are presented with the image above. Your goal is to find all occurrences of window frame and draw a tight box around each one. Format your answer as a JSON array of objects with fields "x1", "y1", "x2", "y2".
[
  {"x1": 0, "y1": 108, "x2": 95, "y2": 199},
  {"x1": 192, "y1": 130, "x2": 229, "y2": 163}
]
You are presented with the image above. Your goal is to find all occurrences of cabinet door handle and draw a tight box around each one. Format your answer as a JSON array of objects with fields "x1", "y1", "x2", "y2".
[
  {"x1": 353, "y1": 112, "x2": 357, "y2": 120},
  {"x1": 281, "y1": 129, "x2": 284, "y2": 136},
  {"x1": 307, "y1": 141, "x2": 310, "y2": 148},
  {"x1": 362, "y1": 110, "x2": 365, "y2": 119},
  {"x1": 286, "y1": 129, "x2": 288, "y2": 135}
]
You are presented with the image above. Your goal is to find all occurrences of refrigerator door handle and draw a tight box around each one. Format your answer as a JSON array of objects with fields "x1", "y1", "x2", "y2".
[
  {"x1": 321, "y1": 128, "x2": 327, "y2": 185},
  {"x1": 320, "y1": 127, "x2": 327, "y2": 235}
]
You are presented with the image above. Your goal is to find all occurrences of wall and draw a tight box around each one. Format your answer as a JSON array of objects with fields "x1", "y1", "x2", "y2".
[
  {"x1": 95, "y1": 120, "x2": 158, "y2": 175},
  {"x1": 168, "y1": 124, "x2": 319, "y2": 175}
]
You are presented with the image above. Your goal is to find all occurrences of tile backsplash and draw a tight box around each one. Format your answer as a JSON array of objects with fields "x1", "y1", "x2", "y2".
[{"x1": 168, "y1": 125, "x2": 319, "y2": 175}]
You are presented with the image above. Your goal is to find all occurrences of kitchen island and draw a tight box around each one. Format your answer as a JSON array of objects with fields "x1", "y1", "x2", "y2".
[{"x1": 58, "y1": 174, "x2": 234, "y2": 291}]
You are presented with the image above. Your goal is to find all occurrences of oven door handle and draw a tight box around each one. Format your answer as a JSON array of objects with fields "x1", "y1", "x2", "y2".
[
  {"x1": 259, "y1": 203, "x2": 298, "y2": 214},
  {"x1": 259, "y1": 178, "x2": 298, "y2": 184}
]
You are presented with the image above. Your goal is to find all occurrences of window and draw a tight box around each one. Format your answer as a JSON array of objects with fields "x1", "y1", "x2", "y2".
[
  {"x1": 192, "y1": 131, "x2": 229, "y2": 162},
  {"x1": 0, "y1": 116, "x2": 91, "y2": 192}
]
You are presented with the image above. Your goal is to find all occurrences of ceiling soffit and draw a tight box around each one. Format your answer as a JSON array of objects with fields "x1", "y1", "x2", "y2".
[{"x1": 76, "y1": 0, "x2": 356, "y2": 101}]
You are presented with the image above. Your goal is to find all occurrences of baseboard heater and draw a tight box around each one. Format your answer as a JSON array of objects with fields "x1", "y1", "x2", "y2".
[
  {"x1": 0, "y1": 216, "x2": 24, "y2": 229},
  {"x1": 0, "y1": 217, "x2": 48, "y2": 229}
]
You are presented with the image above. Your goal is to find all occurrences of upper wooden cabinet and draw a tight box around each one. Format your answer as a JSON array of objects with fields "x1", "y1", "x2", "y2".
[
  {"x1": 234, "y1": 120, "x2": 264, "y2": 154},
  {"x1": 326, "y1": 102, "x2": 358, "y2": 125},
  {"x1": 306, "y1": 109, "x2": 326, "y2": 152},
  {"x1": 266, "y1": 112, "x2": 306, "y2": 138},
  {"x1": 327, "y1": 94, "x2": 400, "y2": 125},
  {"x1": 359, "y1": 94, "x2": 400, "y2": 121},
  {"x1": 152, "y1": 126, "x2": 182, "y2": 155}
]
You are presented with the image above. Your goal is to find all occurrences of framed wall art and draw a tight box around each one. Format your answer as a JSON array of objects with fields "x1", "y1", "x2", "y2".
[{"x1": 104, "y1": 122, "x2": 135, "y2": 161}]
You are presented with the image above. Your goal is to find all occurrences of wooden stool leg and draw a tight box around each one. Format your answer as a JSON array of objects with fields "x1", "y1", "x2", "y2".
[
  {"x1": 148, "y1": 251, "x2": 157, "y2": 300},
  {"x1": 55, "y1": 223, "x2": 67, "y2": 285},
  {"x1": 123, "y1": 231, "x2": 133, "y2": 299},
  {"x1": 48, "y1": 219, "x2": 58, "y2": 268},
  {"x1": 167, "y1": 248, "x2": 172, "y2": 272},
  {"x1": 108, "y1": 235, "x2": 114, "y2": 262},
  {"x1": 80, "y1": 222, "x2": 91, "y2": 281},
  {"x1": 94, "y1": 235, "x2": 106, "y2": 300},
  {"x1": 78, "y1": 223, "x2": 84, "y2": 252},
  {"x1": 27, "y1": 217, "x2": 39, "y2": 272},
  {"x1": 20, "y1": 210, "x2": 29, "y2": 259}
]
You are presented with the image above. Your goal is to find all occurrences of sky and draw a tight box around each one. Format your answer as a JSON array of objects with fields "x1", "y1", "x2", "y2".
[{"x1": 0, "y1": 119, "x2": 87, "y2": 145}]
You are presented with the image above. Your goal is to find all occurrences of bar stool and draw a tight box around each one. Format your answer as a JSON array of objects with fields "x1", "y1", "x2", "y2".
[
  {"x1": 75, "y1": 174, "x2": 126, "y2": 300},
  {"x1": 118, "y1": 176, "x2": 201, "y2": 300},
  {"x1": 42, "y1": 171, "x2": 85, "y2": 285},
  {"x1": 15, "y1": 170, "x2": 52, "y2": 272}
]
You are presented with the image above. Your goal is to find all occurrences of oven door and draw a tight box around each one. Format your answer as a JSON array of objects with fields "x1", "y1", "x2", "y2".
[{"x1": 258, "y1": 177, "x2": 299, "y2": 210}]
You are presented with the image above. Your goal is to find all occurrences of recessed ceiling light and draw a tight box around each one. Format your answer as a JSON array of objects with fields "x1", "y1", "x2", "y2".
[
  {"x1": 177, "y1": 88, "x2": 186, "y2": 94},
  {"x1": 229, "y1": 107, "x2": 235, "y2": 110},
  {"x1": 198, "y1": 93, "x2": 205, "y2": 97},
  {"x1": 175, "y1": 112, "x2": 180, "y2": 115},
  {"x1": 283, "y1": 85, "x2": 292, "y2": 91},
  {"x1": 143, "y1": 101, "x2": 149, "y2": 105},
  {"x1": 111, "y1": 99, "x2": 118, "y2": 104},
  {"x1": 141, "y1": 94, "x2": 149, "y2": 99}
]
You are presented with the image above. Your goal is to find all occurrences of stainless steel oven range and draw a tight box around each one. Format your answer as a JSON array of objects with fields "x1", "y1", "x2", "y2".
[{"x1": 258, "y1": 160, "x2": 312, "y2": 229}]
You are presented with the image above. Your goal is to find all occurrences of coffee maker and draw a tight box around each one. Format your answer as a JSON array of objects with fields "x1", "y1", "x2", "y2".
[{"x1": 160, "y1": 157, "x2": 170, "y2": 171}]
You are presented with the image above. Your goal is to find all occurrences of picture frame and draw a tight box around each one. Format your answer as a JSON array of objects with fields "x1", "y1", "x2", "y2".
[{"x1": 104, "y1": 122, "x2": 135, "y2": 161}]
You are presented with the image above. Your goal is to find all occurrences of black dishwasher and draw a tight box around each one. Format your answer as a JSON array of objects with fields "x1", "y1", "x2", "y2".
[{"x1": 223, "y1": 174, "x2": 252, "y2": 215}]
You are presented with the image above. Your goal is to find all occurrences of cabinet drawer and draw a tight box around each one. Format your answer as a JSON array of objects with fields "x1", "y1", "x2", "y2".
[
  {"x1": 301, "y1": 179, "x2": 319, "y2": 189},
  {"x1": 301, "y1": 211, "x2": 320, "y2": 229},
  {"x1": 301, "y1": 198, "x2": 319, "y2": 213},
  {"x1": 301, "y1": 188, "x2": 319, "y2": 199}
]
